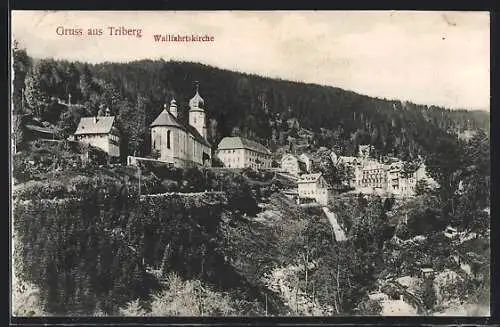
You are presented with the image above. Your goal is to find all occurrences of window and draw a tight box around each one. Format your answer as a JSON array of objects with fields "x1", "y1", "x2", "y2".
[
  {"x1": 167, "y1": 130, "x2": 171, "y2": 149},
  {"x1": 154, "y1": 133, "x2": 162, "y2": 148}
]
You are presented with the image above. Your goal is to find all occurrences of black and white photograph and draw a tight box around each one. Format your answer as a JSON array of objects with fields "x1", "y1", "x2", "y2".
[{"x1": 10, "y1": 11, "x2": 490, "y2": 317}]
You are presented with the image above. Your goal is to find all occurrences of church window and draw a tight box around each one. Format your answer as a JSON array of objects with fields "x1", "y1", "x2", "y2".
[
  {"x1": 154, "y1": 133, "x2": 161, "y2": 148},
  {"x1": 167, "y1": 130, "x2": 171, "y2": 149}
]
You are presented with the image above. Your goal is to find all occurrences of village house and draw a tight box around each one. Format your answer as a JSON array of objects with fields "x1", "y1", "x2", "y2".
[
  {"x1": 217, "y1": 136, "x2": 272, "y2": 169},
  {"x1": 297, "y1": 172, "x2": 330, "y2": 206},
  {"x1": 358, "y1": 144, "x2": 374, "y2": 159},
  {"x1": 149, "y1": 83, "x2": 211, "y2": 168},
  {"x1": 280, "y1": 153, "x2": 307, "y2": 176},
  {"x1": 73, "y1": 108, "x2": 120, "y2": 159},
  {"x1": 331, "y1": 151, "x2": 362, "y2": 188},
  {"x1": 298, "y1": 153, "x2": 313, "y2": 173}
]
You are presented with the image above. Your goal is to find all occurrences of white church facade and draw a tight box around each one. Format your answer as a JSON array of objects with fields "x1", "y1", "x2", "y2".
[{"x1": 149, "y1": 83, "x2": 212, "y2": 168}]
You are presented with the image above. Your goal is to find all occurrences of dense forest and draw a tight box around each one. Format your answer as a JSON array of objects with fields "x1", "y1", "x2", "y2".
[{"x1": 13, "y1": 41, "x2": 489, "y2": 162}]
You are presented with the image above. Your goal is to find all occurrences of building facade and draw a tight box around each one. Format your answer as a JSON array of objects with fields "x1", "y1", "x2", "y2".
[
  {"x1": 150, "y1": 84, "x2": 211, "y2": 168},
  {"x1": 333, "y1": 148, "x2": 436, "y2": 197},
  {"x1": 360, "y1": 162, "x2": 388, "y2": 190},
  {"x1": 74, "y1": 111, "x2": 120, "y2": 158},
  {"x1": 216, "y1": 136, "x2": 272, "y2": 169},
  {"x1": 390, "y1": 162, "x2": 436, "y2": 197},
  {"x1": 297, "y1": 173, "x2": 330, "y2": 206}
]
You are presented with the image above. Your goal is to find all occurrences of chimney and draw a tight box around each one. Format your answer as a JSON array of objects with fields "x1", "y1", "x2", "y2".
[
  {"x1": 169, "y1": 98, "x2": 178, "y2": 118},
  {"x1": 105, "y1": 107, "x2": 111, "y2": 117},
  {"x1": 68, "y1": 93, "x2": 72, "y2": 106}
]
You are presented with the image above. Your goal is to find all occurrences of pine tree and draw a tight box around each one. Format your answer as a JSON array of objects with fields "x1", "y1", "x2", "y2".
[
  {"x1": 65, "y1": 63, "x2": 81, "y2": 103},
  {"x1": 79, "y1": 63, "x2": 93, "y2": 101},
  {"x1": 12, "y1": 40, "x2": 31, "y2": 114},
  {"x1": 24, "y1": 64, "x2": 49, "y2": 117}
]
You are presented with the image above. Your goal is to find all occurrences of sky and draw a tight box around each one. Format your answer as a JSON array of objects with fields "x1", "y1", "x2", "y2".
[{"x1": 11, "y1": 11, "x2": 490, "y2": 111}]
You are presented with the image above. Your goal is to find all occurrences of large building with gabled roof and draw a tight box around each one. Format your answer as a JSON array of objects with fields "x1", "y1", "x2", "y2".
[
  {"x1": 150, "y1": 83, "x2": 212, "y2": 168},
  {"x1": 216, "y1": 136, "x2": 272, "y2": 169}
]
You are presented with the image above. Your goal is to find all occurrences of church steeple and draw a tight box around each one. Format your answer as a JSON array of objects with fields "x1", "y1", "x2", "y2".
[
  {"x1": 189, "y1": 81, "x2": 205, "y2": 111},
  {"x1": 188, "y1": 81, "x2": 207, "y2": 139}
]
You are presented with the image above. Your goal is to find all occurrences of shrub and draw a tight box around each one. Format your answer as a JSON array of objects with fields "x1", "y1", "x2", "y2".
[
  {"x1": 67, "y1": 175, "x2": 94, "y2": 196},
  {"x1": 211, "y1": 155, "x2": 224, "y2": 168},
  {"x1": 119, "y1": 299, "x2": 147, "y2": 316},
  {"x1": 355, "y1": 298, "x2": 382, "y2": 316},
  {"x1": 11, "y1": 273, "x2": 47, "y2": 317},
  {"x1": 395, "y1": 222, "x2": 411, "y2": 240},
  {"x1": 13, "y1": 155, "x2": 38, "y2": 182},
  {"x1": 13, "y1": 180, "x2": 68, "y2": 200},
  {"x1": 161, "y1": 179, "x2": 179, "y2": 192},
  {"x1": 148, "y1": 273, "x2": 239, "y2": 316}
]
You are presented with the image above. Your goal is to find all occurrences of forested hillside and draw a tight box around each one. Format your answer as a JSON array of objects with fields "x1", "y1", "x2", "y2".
[{"x1": 13, "y1": 41, "x2": 489, "y2": 162}]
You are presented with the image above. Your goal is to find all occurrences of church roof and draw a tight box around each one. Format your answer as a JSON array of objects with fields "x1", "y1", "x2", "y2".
[
  {"x1": 74, "y1": 116, "x2": 115, "y2": 135},
  {"x1": 150, "y1": 108, "x2": 211, "y2": 147},
  {"x1": 217, "y1": 136, "x2": 271, "y2": 154},
  {"x1": 150, "y1": 109, "x2": 184, "y2": 129},
  {"x1": 185, "y1": 124, "x2": 211, "y2": 147}
]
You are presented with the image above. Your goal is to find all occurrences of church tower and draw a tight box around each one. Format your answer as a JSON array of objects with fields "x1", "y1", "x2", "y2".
[
  {"x1": 169, "y1": 98, "x2": 178, "y2": 118},
  {"x1": 188, "y1": 81, "x2": 207, "y2": 139}
]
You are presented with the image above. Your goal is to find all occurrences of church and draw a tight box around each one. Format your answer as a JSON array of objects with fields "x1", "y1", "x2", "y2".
[{"x1": 150, "y1": 82, "x2": 212, "y2": 168}]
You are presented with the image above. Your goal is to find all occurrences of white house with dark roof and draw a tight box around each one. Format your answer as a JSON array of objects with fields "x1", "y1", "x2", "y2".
[
  {"x1": 216, "y1": 136, "x2": 272, "y2": 169},
  {"x1": 150, "y1": 83, "x2": 211, "y2": 168},
  {"x1": 74, "y1": 109, "x2": 120, "y2": 158},
  {"x1": 297, "y1": 172, "x2": 330, "y2": 206}
]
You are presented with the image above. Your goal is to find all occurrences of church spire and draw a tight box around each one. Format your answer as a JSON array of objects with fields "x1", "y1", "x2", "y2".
[{"x1": 189, "y1": 81, "x2": 205, "y2": 111}]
